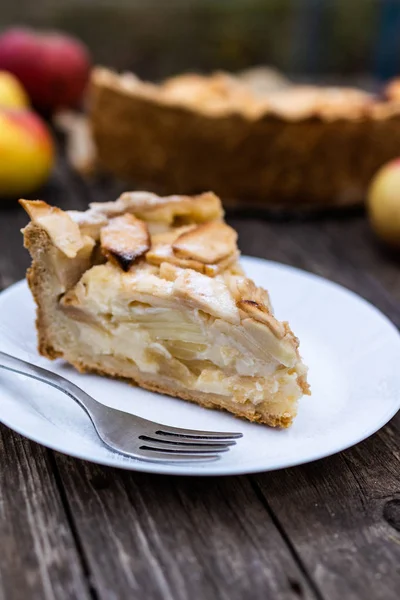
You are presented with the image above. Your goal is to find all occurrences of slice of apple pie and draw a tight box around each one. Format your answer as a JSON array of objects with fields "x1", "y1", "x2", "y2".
[{"x1": 20, "y1": 191, "x2": 309, "y2": 427}]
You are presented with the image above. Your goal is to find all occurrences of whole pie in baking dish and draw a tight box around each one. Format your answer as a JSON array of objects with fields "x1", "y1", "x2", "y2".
[
  {"x1": 20, "y1": 191, "x2": 309, "y2": 427},
  {"x1": 89, "y1": 68, "x2": 400, "y2": 209}
]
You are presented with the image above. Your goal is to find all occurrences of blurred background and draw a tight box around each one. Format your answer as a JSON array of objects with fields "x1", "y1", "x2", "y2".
[
  {"x1": 1, "y1": 0, "x2": 399, "y2": 84},
  {"x1": 1, "y1": 0, "x2": 400, "y2": 246}
]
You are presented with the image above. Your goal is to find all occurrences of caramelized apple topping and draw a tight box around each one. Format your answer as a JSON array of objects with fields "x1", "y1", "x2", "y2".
[
  {"x1": 225, "y1": 275, "x2": 271, "y2": 309},
  {"x1": 90, "y1": 191, "x2": 223, "y2": 226},
  {"x1": 172, "y1": 222, "x2": 237, "y2": 264},
  {"x1": 100, "y1": 213, "x2": 150, "y2": 271},
  {"x1": 147, "y1": 224, "x2": 238, "y2": 276},
  {"x1": 238, "y1": 299, "x2": 285, "y2": 338}
]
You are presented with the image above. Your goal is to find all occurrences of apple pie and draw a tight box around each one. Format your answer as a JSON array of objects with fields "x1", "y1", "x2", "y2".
[
  {"x1": 20, "y1": 191, "x2": 309, "y2": 427},
  {"x1": 89, "y1": 67, "x2": 400, "y2": 209}
]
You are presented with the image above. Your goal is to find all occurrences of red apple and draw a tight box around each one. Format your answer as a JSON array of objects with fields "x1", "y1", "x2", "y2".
[
  {"x1": 0, "y1": 27, "x2": 91, "y2": 112},
  {"x1": 0, "y1": 109, "x2": 54, "y2": 195}
]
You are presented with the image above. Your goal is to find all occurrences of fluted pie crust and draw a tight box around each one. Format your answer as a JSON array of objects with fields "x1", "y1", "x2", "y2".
[
  {"x1": 21, "y1": 191, "x2": 309, "y2": 427},
  {"x1": 89, "y1": 68, "x2": 400, "y2": 209}
]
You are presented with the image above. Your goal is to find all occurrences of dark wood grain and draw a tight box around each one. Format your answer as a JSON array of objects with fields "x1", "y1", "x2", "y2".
[
  {"x1": 253, "y1": 425, "x2": 400, "y2": 600},
  {"x1": 0, "y1": 429, "x2": 91, "y2": 600},
  {"x1": 53, "y1": 457, "x2": 317, "y2": 600},
  {"x1": 1, "y1": 154, "x2": 400, "y2": 600}
]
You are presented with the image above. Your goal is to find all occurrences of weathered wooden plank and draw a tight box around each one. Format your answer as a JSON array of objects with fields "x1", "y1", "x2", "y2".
[
  {"x1": 0, "y1": 425, "x2": 91, "y2": 600},
  {"x1": 54, "y1": 455, "x2": 318, "y2": 600},
  {"x1": 254, "y1": 424, "x2": 400, "y2": 600}
]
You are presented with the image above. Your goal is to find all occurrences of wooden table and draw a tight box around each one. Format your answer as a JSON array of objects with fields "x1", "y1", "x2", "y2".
[{"x1": 1, "y1": 157, "x2": 400, "y2": 600}]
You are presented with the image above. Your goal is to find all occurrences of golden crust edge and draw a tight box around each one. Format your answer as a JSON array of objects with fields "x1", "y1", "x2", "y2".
[
  {"x1": 67, "y1": 359, "x2": 297, "y2": 428},
  {"x1": 91, "y1": 66, "x2": 400, "y2": 123},
  {"x1": 23, "y1": 223, "x2": 64, "y2": 360}
]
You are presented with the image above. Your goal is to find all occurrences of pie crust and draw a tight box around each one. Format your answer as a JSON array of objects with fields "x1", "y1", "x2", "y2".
[{"x1": 89, "y1": 68, "x2": 400, "y2": 209}]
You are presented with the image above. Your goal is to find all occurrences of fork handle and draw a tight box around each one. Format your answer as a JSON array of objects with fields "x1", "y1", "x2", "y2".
[{"x1": 0, "y1": 350, "x2": 101, "y2": 420}]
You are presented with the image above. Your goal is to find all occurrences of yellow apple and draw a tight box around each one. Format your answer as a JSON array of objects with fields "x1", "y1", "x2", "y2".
[
  {"x1": 0, "y1": 70, "x2": 29, "y2": 108},
  {"x1": 367, "y1": 159, "x2": 400, "y2": 248},
  {"x1": 0, "y1": 109, "x2": 54, "y2": 196}
]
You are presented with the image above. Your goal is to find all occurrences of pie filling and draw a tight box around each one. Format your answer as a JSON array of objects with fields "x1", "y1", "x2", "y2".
[{"x1": 20, "y1": 191, "x2": 309, "y2": 427}]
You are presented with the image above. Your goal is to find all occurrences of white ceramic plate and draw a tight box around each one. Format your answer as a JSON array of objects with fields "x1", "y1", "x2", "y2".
[{"x1": 0, "y1": 256, "x2": 399, "y2": 476}]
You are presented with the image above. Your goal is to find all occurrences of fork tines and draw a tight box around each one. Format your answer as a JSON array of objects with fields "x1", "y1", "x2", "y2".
[{"x1": 137, "y1": 427, "x2": 243, "y2": 462}]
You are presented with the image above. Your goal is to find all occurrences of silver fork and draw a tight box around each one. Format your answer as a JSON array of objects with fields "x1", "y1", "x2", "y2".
[{"x1": 0, "y1": 351, "x2": 242, "y2": 463}]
